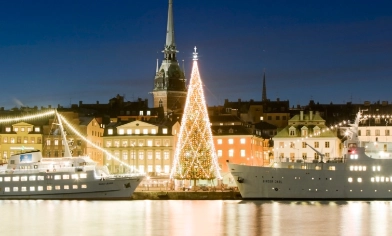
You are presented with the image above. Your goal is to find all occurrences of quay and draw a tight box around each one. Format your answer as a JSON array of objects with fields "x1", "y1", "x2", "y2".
[{"x1": 131, "y1": 190, "x2": 242, "y2": 200}]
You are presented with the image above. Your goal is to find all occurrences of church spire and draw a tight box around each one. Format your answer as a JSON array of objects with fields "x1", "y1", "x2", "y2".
[
  {"x1": 262, "y1": 69, "x2": 267, "y2": 101},
  {"x1": 163, "y1": 0, "x2": 177, "y2": 61}
]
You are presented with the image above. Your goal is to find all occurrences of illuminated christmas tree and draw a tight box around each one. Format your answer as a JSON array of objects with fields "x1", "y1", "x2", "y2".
[{"x1": 171, "y1": 47, "x2": 221, "y2": 180}]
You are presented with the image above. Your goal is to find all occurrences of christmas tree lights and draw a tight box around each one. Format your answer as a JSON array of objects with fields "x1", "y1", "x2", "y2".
[{"x1": 170, "y1": 47, "x2": 221, "y2": 180}]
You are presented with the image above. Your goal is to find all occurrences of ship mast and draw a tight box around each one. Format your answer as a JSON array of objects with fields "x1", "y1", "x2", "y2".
[{"x1": 55, "y1": 110, "x2": 73, "y2": 157}]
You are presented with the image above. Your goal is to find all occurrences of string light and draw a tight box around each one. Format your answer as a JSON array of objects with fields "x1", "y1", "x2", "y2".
[{"x1": 0, "y1": 110, "x2": 55, "y2": 123}]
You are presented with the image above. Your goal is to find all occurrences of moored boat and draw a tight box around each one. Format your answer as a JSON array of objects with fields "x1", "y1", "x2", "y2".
[{"x1": 229, "y1": 110, "x2": 392, "y2": 199}]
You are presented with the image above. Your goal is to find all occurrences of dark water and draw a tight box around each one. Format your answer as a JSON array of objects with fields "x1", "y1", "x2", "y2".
[{"x1": 2, "y1": 200, "x2": 392, "y2": 236}]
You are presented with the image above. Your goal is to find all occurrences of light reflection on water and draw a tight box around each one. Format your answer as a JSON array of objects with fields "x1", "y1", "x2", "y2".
[{"x1": 1, "y1": 200, "x2": 392, "y2": 236}]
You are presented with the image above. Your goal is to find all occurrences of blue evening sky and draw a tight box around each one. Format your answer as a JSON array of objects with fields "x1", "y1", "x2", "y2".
[{"x1": 0, "y1": 0, "x2": 391, "y2": 109}]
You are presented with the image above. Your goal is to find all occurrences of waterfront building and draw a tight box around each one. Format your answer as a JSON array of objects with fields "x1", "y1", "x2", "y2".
[
  {"x1": 102, "y1": 120, "x2": 180, "y2": 175},
  {"x1": 273, "y1": 110, "x2": 341, "y2": 162},
  {"x1": 151, "y1": 0, "x2": 187, "y2": 117},
  {"x1": 0, "y1": 122, "x2": 43, "y2": 163}
]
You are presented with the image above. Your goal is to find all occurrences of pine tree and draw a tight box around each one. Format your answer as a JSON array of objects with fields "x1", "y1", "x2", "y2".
[{"x1": 170, "y1": 47, "x2": 221, "y2": 180}]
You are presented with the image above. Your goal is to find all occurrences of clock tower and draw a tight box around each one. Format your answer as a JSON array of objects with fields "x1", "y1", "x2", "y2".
[{"x1": 151, "y1": 0, "x2": 187, "y2": 116}]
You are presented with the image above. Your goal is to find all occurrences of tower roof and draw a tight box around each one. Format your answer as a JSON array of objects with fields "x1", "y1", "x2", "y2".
[{"x1": 163, "y1": 0, "x2": 178, "y2": 60}]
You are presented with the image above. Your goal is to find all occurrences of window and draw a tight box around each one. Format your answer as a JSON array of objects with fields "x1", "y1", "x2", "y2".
[
  {"x1": 80, "y1": 173, "x2": 87, "y2": 178},
  {"x1": 30, "y1": 186, "x2": 35, "y2": 191},
  {"x1": 325, "y1": 142, "x2": 330, "y2": 148},
  {"x1": 5, "y1": 127, "x2": 11, "y2": 132},
  {"x1": 151, "y1": 129, "x2": 156, "y2": 134},
  {"x1": 135, "y1": 129, "x2": 140, "y2": 134},
  {"x1": 217, "y1": 139, "x2": 222, "y2": 144},
  {"x1": 276, "y1": 116, "x2": 280, "y2": 120},
  {"x1": 147, "y1": 140, "x2": 153, "y2": 146},
  {"x1": 375, "y1": 130, "x2": 380, "y2": 136},
  {"x1": 143, "y1": 129, "x2": 148, "y2": 134},
  {"x1": 302, "y1": 142, "x2": 306, "y2": 148},
  {"x1": 228, "y1": 139, "x2": 234, "y2": 144},
  {"x1": 217, "y1": 150, "x2": 222, "y2": 157},
  {"x1": 240, "y1": 138, "x2": 246, "y2": 144},
  {"x1": 240, "y1": 150, "x2": 246, "y2": 157},
  {"x1": 127, "y1": 129, "x2": 132, "y2": 135},
  {"x1": 14, "y1": 127, "x2": 18, "y2": 132},
  {"x1": 156, "y1": 152, "x2": 161, "y2": 160},
  {"x1": 108, "y1": 129, "x2": 113, "y2": 135},
  {"x1": 47, "y1": 186, "x2": 52, "y2": 191},
  {"x1": 106, "y1": 140, "x2": 112, "y2": 147},
  {"x1": 268, "y1": 116, "x2": 272, "y2": 120},
  {"x1": 118, "y1": 129, "x2": 124, "y2": 135},
  {"x1": 314, "y1": 142, "x2": 319, "y2": 148},
  {"x1": 162, "y1": 128, "x2": 168, "y2": 134},
  {"x1": 34, "y1": 127, "x2": 40, "y2": 132},
  {"x1": 122, "y1": 140, "x2": 128, "y2": 147},
  {"x1": 54, "y1": 140, "x2": 59, "y2": 146},
  {"x1": 147, "y1": 151, "x2": 153, "y2": 160},
  {"x1": 229, "y1": 149, "x2": 234, "y2": 157},
  {"x1": 386, "y1": 130, "x2": 390, "y2": 136},
  {"x1": 139, "y1": 111, "x2": 144, "y2": 116},
  {"x1": 366, "y1": 130, "x2": 370, "y2": 136},
  {"x1": 164, "y1": 151, "x2": 169, "y2": 160},
  {"x1": 29, "y1": 176, "x2": 36, "y2": 181},
  {"x1": 139, "y1": 152, "x2": 144, "y2": 160}
]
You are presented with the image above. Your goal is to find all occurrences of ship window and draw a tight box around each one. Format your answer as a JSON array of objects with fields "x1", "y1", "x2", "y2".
[
  {"x1": 387, "y1": 178, "x2": 390, "y2": 182},
  {"x1": 21, "y1": 176, "x2": 27, "y2": 181},
  {"x1": 12, "y1": 176, "x2": 19, "y2": 181},
  {"x1": 4, "y1": 187, "x2": 10, "y2": 192},
  {"x1": 348, "y1": 178, "x2": 353, "y2": 182},
  {"x1": 0, "y1": 177, "x2": 2, "y2": 182},
  {"x1": 54, "y1": 175, "x2": 61, "y2": 180},
  {"x1": 37, "y1": 176, "x2": 44, "y2": 181},
  {"x1": 72, "y1": 174, "x2": 78, "y2": 179},
  {"x1": 13, "y1": 187, "x2": 18, "y2": 192},
  {"x1": 21, "y1": 187, "x2": 27, "y2": 192},
  {"x1": 350, "y1": 166, "x2": 354, "y2": 171},
  {"x1": 81, "y1": 184, "x2": 87, "y2": 188},
  {"x1": 30, "y1": 186, "x2": 35, "y2": 191},
  {"x1": 63, "y1": 175, "x2": 69, "y2": 179},
  {"x1": 47, "y1": 186, "x2": 52, "y2": 190},
  {"x1": 73, "y1": 185, "x2": 78, "y2": 189},
  {"x1": 64, "y1": 185, "x2": 69, "y2": 190},
  {"x1": 29, "y1": 176, "x2": 36, "y2": 181},
  {"x1": 38, "y1": 186, "x2": 43, "y2": 191},
  {"x1": 371, "y1": 177, "x2": 375, "y2": 182},
  {"x1": 55, "y1": 185, "x2": 61, "y2": 190},
  {"x1": 358, "y1": 178, "x2": 362, "y2": 183},
  {"x1": 328, "y1": 166, "x2": 335, "y2": 171},
  {"x1": 381, "y1": 177, "x2": 385, "y2": 182},
  {"x1": 80, "y1": 173, "x2": 87, "y2": 179},
  {"x1": 5, "y1": 177, "x2": 11, "y2": 182}
]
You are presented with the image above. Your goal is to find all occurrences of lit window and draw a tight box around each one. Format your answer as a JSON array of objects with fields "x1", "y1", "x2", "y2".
[
  {"x1": 38, "y1": 186, "x2": 43, "y2": 191},
  {"x1": 64, "y1": 185, "x2": 69, "y2": 190},
  {"x1": 240, "y1": 138, "x2": 246, "y2": 144},
  {"x1": 147, "y1": 140, "x2": 153, "y2": 146},
  {"x1": 80, "y1": 173, "x2": 87, "y2": 179},
  {"x1": 229, "y1": 149, "x2": 234, "y2": 157},
  {"x1": 348, "y1": 178, "x2": 353, "y2": 182},
  {"x1": 5, "y1": 177, "x2": 10, "y2": 182},
  {"x1": 21, "y1": 187, "x2": 27, "y2": 192},
  {"x1": 37, "y1": 176, "x2": 44, "y2": 180},
  {"x1": 147, "y1": 111, "x2": 151, "y2": 116},
  {"x1": 72, "y1": 174, "x2": 78, "y2": 179},
  {"x1": 47, "y1": 186, "x2": 52, "y2": 190},
  {"x1": 13, "y1": 187, "x2": 19, "y2": 192},
  {"x1": 376, "y1": 177, "x2": 380, "y2": 182},
  {"x1": 54, "y1": 175, "x2": 61, "y2": 180},
  {"x1": 143, "y1": 129, "x2": 148, "y2": 134},
  {"x1": 163, "y1": 128, "x2": 168, "y2": 134},
  {"x1": 35, "y1": 127, "x2": 40, "y2": 132},
  {"x1": 139, "y1": 111, "x2": 144, "y2": 116},
  {"x1": 81, "y1": 185, "x2": 87, "y2": 189},
  {"x1": 228, "y1": 139, "x2": 234, "y2": 144},
  {"x1": 371, "y1": 177, "x2": 375, "y2": 182},
  {"x1": 127, "y1": 129, "x2": 132, "y2": 134},
  {"x1": 54, "y1": 140, "x2": 59, "y2": 146},
  {"x1": 350, "y1": 166, "x2": 354, "y2": 171},
  {"x1": 21, "y1": 176, "x2": 28, "y2": 181},
  {"x1": 55, "y1": 185, "x2": 61, "y2": 190},
  {"x1": 217, "y1": 139, "x2": 222, "y2": 144},
  {"x1": 12, "y1": 176, "x2": 20, "y2": 181},
  {"x1": 5, "y1": 187, "x2": 10, "y2": 192},
  {"x1": 135, "y1": 129, "x2": 140, "y2": 134},
  {"x1": 62, "y1": 175, "x2": 69, "y2": 179},
  {"x1": 5, "y1": 127, "x2": 11, "y2": 132},
  {"x1": 73, "y1": 185, "x2": 78, "y2": 189},
  {"x1": 14, "y1": 127, "x2": 18, "y2": 132},
  {"x1": 217, "y1": 150, "x2": 222, "y2": 157},
  {"x1": 241, "y1": 150, "x2": 246, "y2": 157},
  {"x1": 151, "y1": 129, "x2": 156, "y2": 134},
  {"x1": 30, "y1": 186, "x2": 35, "y2": 191},
  {"x1": 108, "y1": 129, "x2": 113, "y2": 135},
  {"x1": 118, "y1": 129, "x2": 124, "y2": 135},
  {"x1": 381, "y1": 177, "x2": 385, "y2": 182}
]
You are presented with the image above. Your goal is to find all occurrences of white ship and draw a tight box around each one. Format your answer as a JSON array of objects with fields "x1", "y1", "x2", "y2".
[
  {"x1": 0, "y1": 111, "x2": 144, "y2": 200},
  {"x1": 229, "y1": 110, "x2": 392, "y2": 199}
]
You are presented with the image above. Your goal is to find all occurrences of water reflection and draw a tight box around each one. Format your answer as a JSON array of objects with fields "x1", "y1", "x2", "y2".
[{"x1": 1, "y1": 200, "x2": 392, "y2": 236}]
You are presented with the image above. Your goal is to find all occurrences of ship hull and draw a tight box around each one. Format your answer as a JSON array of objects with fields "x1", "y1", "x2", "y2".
[
  {"x1": 0, "y1": 174, "x2": 143, "y2": 200},
  {"x1": 228, "y1": 163, "x2": 392, "y2": 200}
]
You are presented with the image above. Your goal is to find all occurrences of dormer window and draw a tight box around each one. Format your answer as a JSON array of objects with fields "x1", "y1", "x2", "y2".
[
  {"x1": 218, "y1": 129, "x2": 222, "y2": 134},
  {"x1": 229, "y1": 128, "x2": 234, "y2": 134},
  {"x1": 301, "y1": 126, "x2": 308, "y2": 137},
  {"x1": 289, "y1": 126, "x2": 296, "y2": 136},
  {"x1": 313, "y1": 126, "x2": 321, "y2": 136},
  {"x1": 108, "y1": 129, "x2": 113, "y2": 135},
  {"x1": 34, "y1": 127, "x2": 40, "y2": 132},
  {"x1": 162, "y1": 128, "x2": 168, "y2": 134},
  {"x1": 139, "y1": 111, "x2": 144, "y2": 116},
  {"x1": 5, "y1": 127, "x2": 11, "y2": 132}
]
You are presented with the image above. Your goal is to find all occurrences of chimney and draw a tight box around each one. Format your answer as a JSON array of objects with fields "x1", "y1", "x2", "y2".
[{"x1": 300, "y1": 111, "x2": 303, "y2": 121}]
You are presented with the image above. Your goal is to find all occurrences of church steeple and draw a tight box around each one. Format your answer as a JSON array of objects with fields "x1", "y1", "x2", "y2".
[
  {"x1": 152, "y1": 0, "x2": 187, "y2": 116},
  {"x1": 262, "y1": 70, "x2": 267, "y2": 101},
  {"x1": 163, "y1": 0, "x2": 177, "y2": 61}
]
